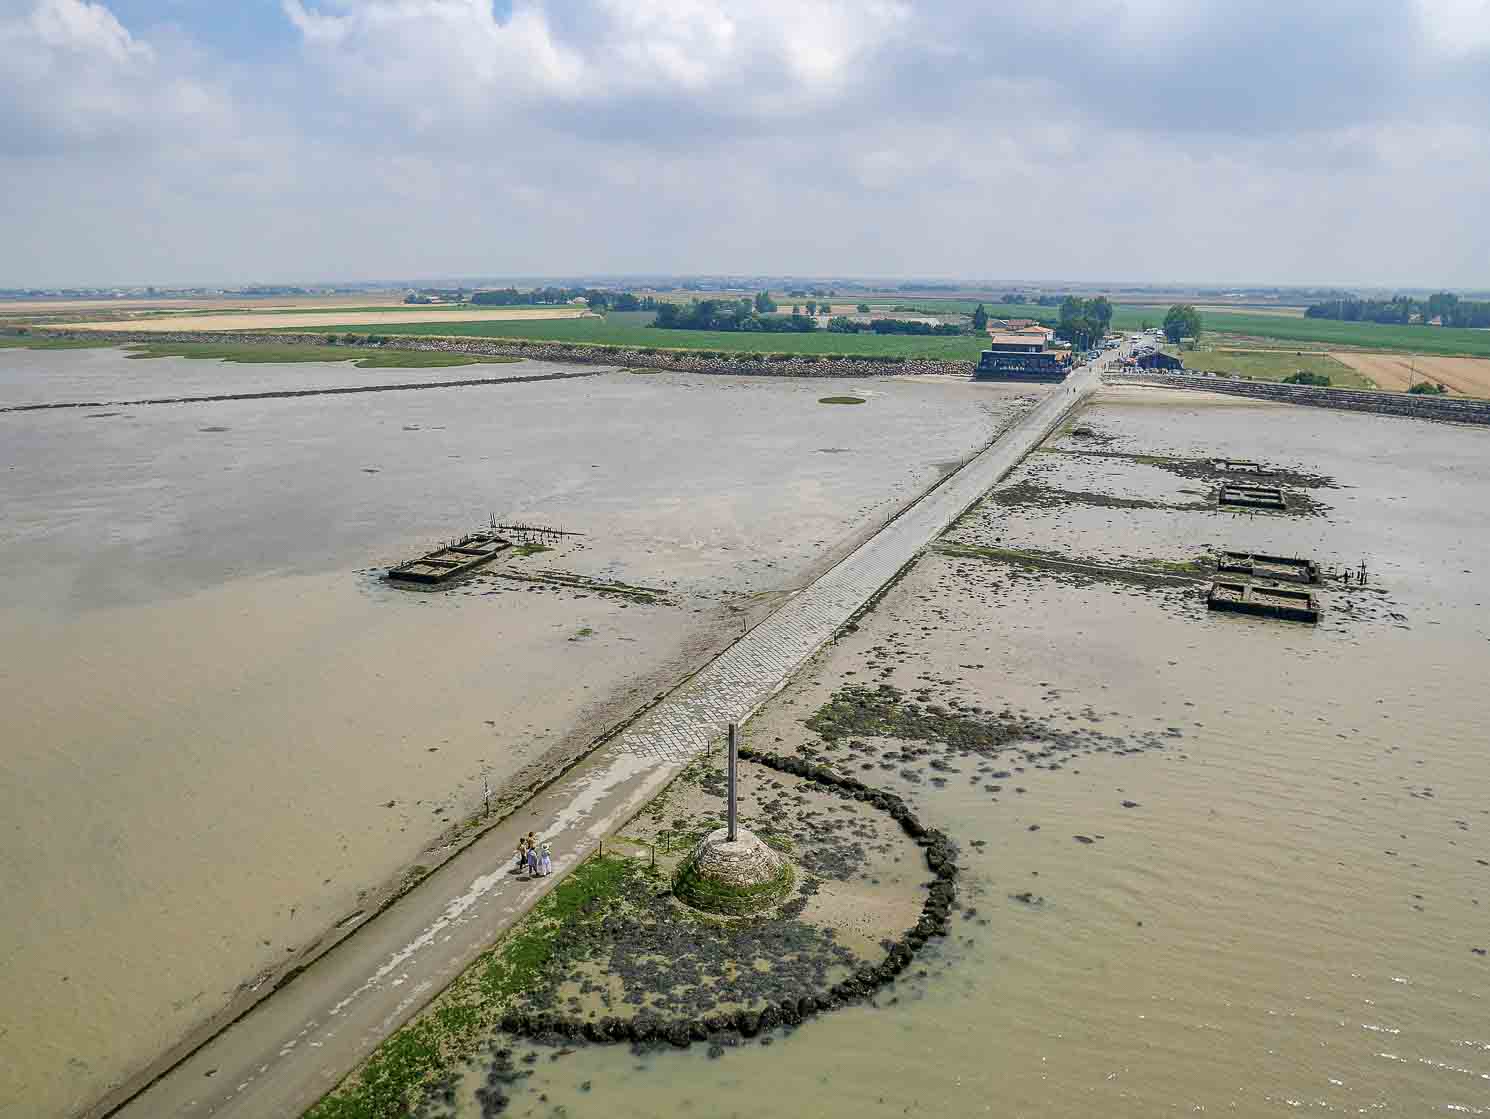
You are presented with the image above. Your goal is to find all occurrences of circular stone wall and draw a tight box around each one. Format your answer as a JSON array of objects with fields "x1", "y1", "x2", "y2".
[{"x1": 673, "y1": 826, "x2": 794, "y2": 915}]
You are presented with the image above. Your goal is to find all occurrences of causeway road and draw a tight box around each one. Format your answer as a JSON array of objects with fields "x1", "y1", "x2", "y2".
[{"x1": 105, "y1": 343, "x2": 1131, "y2": 1119}]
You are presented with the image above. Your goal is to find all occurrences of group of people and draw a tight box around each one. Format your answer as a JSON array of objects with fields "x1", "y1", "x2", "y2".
[{"x1": 515, "y1": 831, "x2": 552, "y2": 877}]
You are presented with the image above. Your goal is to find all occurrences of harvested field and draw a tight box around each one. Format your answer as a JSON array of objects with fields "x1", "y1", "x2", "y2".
[
  {"x1": 64, "y1": 307, "x2": 590, "y2": 333},
  {"x1": 1329, "y1": 351, "x2": 1490, "y2": 396}
]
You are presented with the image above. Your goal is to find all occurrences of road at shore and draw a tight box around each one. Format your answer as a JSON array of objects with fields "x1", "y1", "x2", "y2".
[{"x1": 102, "y1": 347, "x2": 1128, "y2": 1119}]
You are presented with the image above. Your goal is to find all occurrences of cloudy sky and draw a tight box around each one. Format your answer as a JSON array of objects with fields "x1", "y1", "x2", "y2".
[{"x1": 2, "y1": 0, "x2": 1488, "y2": 288}]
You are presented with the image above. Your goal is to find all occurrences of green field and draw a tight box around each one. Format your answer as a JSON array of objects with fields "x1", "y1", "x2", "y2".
[
  {"x1": 1170, "y1": 312, "x2": 1490, "y2": 357},
  {"x1": 300, "y1": 301, "x2": 1490, "y2": 362},
  {"x1": 824, "y1": 299, "x2": 1490, "y2": 358},
  {"x1": 1166, "y1": 347, "x2": 1372, "y2": 389},
  {"x1": 124, "y1": 341, "x2": 521, "y2": 368},
  {"x1": 1, "y1": 333, "x2": 519, "y2": 367},
  {"x1": 273, "y1": 316, "x2": 993, "y2": 360}
]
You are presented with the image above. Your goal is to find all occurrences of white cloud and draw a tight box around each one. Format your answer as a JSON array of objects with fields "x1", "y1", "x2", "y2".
[
  {"x1": 1417, "y1": 0, "x2": 1490, "y2": 52},
  {"x1": 28, "y1": 0, "x2": 146, "y2": 62},
  {"x1": 2, "y1": 0, "x2": 1489, "y2": 287},
  {"x1": 0, "y1": 0, "x2": 232, "y2": 152}
]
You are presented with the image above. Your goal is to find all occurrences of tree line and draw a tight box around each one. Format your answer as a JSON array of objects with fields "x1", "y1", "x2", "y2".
[
  {"x1": 1055, "y1": 296, "x2": 1114, "y2": 351},
  {"x1": 1305, "y1": 293, "x2": 1490, "y2": 328},
  {"x1": 653, "y1": 298, "x2": 819, "y2": 333},
  {"x1": 469, "y1": 286, "x2": 659, "y2": 311},
  {"x1": 827, "y1": 317, "x2": 965, "y2": 336}
]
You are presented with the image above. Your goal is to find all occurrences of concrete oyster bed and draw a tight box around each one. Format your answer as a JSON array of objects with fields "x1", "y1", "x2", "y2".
[{"x1": 387, "y1": 531, "x2": 512, "y2": 584}]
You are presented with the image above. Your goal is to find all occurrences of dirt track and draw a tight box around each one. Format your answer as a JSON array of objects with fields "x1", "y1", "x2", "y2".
[
  {"x1": 1330, "y1": 352, "x2": 1490, "y2": 397},
  {"x1": 65, "y1": 308, "x2": 588, "y2": 332}
]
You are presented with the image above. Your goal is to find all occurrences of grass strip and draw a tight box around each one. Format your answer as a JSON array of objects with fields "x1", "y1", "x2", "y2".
[
  {"x1": 0, "y1": 335, "x2": 116, "y2": 350},
  {"x1": 123, "y1": 341, "x2": 521, "y2": 368},
  {"x1": 1164, "y1": 348, "x2": 1371, "y2": 389},
  {"x1": 304, "y1": 855, "x2": 638, "y2": 1119},
  {"x1": 268, "y1": 318, "x2": 987, "y2": 360}
]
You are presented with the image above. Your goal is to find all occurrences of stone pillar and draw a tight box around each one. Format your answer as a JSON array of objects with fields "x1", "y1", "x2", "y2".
[{"x1": 727, "y1": 722, "x2": 738, "y2": 843}]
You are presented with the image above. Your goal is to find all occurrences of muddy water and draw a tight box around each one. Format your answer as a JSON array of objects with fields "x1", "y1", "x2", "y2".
[
  {"x1": 0, "y1": 352, "x2": 1035, "y2": 1119},
  {"x1": 0, "y1": 345, "x2": 556, "y2": 408},
  {"x1": 451, "y1": 389, "x2": 1490, "y2": 1117}
]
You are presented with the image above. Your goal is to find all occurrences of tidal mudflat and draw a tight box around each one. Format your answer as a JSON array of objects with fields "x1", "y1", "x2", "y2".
[
  {"x1": 440, "y1": 388, "x2": 1490, "y2": 1118},
  {"x1": 0, "y1": 351, "x2": 1037, "y2": 1119},
  {"x1": 0, "y1": 344, "x2": 535, "y2": 409}
]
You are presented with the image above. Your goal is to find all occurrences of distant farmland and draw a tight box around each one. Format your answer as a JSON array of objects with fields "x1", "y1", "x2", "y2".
[
  {"x1": 1175, "y1": 312, "x2": 1490, "y2": 357},
  {"x1": 259, "y1": 297, "x2": 1490, "y2": 361},
  {"x1": 274, "y1": 314, "x2": 994, "y2": 360}
]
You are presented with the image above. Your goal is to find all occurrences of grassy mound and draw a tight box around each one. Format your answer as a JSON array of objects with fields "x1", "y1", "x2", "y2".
[{"x1": 672, "y1": 857, "x2": 794, "y2": 916}]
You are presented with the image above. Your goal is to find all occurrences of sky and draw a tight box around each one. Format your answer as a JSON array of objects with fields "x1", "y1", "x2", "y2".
[{"x1": 2, "y1": 0, "x2": 1488, "y2": 289}]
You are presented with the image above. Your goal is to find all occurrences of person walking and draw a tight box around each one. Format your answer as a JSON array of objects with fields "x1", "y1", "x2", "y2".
[
  {"x1": 515, "y1": 840, "x2": 528, "y2": 871},
  {"x1": 539, "y1": 842, "x2": 553, "y2": 877},
  {"x1": 525, "y1": 842, "x2": 539, "y2": 878}
]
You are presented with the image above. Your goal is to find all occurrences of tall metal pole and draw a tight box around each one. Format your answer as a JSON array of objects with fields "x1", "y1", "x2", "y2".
[{"x1": 726, "y1": 722, "x2": 739, "y2": 843}]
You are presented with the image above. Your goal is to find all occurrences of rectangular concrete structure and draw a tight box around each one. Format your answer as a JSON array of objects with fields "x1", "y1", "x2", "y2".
[
  {"x1": 388, "y1": 533, "x2": 512, "y2": 584},
  {"x1": 1207, "y1": 580, "x2": 1320, "y2": 623},
  {"x1": 1218, "y1": 484, "x2": 1287, "y2": 512},
  {"x1": 1216, "y1": 551, "x2": 1320, "y2": 585}
]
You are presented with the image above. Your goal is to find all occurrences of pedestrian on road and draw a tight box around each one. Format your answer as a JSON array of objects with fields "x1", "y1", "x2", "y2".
[
  {"x1": 525, "y1": 843, "x2": 539, "y2": 877},
  {"x1": 539, "y1": 843, "x2": 553, "y2": 876},
  {"x1": 515, "y1": 841, "x2": 528, "y2": 871}
]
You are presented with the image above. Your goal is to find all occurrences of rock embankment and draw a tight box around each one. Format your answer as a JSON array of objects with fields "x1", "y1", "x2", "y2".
[
  {"x1": 491, "y1": 748, "x2": 958, "y2": 1050},
  {"x1": 30, "y1": 328, "x2": 973, "y2": 379},
  {"x1": 1110, "y1": 370, "x2": 1490, "y2": 425}
]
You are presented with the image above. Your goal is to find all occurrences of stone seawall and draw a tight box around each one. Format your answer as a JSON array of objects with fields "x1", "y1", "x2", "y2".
[
  {"x1": 31, "y1": 328, "x2": 973, "y2": 380},
  {"x1": 1110, "y1": 371, "x2": 1490, "y2": 426}
]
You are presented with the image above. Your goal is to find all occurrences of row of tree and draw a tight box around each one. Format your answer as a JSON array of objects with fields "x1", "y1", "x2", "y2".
[
  {"x1": 1055, "y1": 296, "x2": 1114, "y2": 351},
  {"x1": 465, "y1": 287, "x2": 660, "y2": 311},
  {"x1": 1305, "y1": 293, "x2": 1490, "y2": 328},
  {"x1": 1163, "y1": 304, "x2": 1203, "y2": 343},
  {"x1": 471, "y1": 286, "x2": 588, "y2": 306},
  {"x1": 827, "y1": 317, "x2": 964, "y2": 335},
  {"x1": 654, "y1": 299, "x2": 819, "y2": 332}
]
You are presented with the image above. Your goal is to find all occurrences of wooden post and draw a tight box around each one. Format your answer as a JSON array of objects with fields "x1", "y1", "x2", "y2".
[{"x1": 727, "y1": 722, "x2": 739, "y2": 843}]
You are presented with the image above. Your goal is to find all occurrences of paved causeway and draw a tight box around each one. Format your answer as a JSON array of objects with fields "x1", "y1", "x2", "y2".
[{"x1": 108, "y1": 349, "x2": 1125, "y2": 1119}]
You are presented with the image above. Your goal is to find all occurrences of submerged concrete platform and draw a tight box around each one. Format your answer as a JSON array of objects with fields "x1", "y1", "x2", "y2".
[
  {"x1": 1218, "y1": 483, "x2": 1287, "y2": 511},
  {"x1": 1207, "y1": 579, "x2": 1320, "y2": 623},
  {"x1": 1216, "y1": 551, "x2": 1320, "y2": 585},
  {"x1": 387, "y1": 533, "x2": 511, "y2": 584}
]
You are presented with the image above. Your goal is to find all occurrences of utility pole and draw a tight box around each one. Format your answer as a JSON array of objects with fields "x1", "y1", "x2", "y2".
[{"x1": 726, "y1": 722, "x2": 739, "y2": 843}]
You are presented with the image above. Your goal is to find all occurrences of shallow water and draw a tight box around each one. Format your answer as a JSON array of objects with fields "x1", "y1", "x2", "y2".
[
  {"x1": 0, "y1": 345, "x2": 554, "y2": 408},
  {"x1": 0, "y1": 353, "x2": 1036, "y2": 1119},
  {"x1": 448, "y1": 390, "x2": 1490, "y2": 1118}
]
